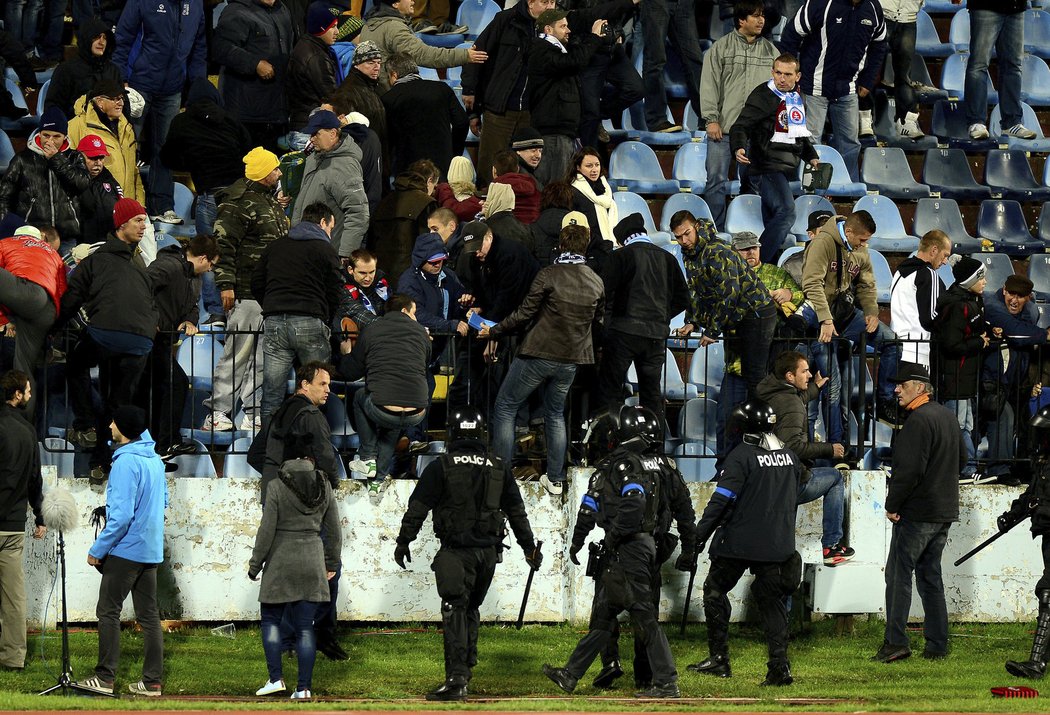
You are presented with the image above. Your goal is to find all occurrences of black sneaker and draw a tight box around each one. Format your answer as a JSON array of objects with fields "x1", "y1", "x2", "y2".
[
  {"x1": 761, "y1": 663, "x2": 793, "y2": 686},
  {"x1": 871, "y1": 642, "x2": 912, "y2": 663},
  {"x1": 635, "y1": 682, "x2": 680, "y2": 698},
  {"x1": 648, "y1": 120, "x2": 683, "y2": 133},
  {"x1": 412, "y1": 19, "x2": 438, "y2": 33},
  {"x1": 686, "y1": 653, "x2": 731, "y2": 677},
  {"x1": 822, "y1": 543, "x2": 855, "y2": 566},
  {"x1": 542, "y1": 664, "x2": 577, "y2": 694},
  {"x1": 592, "y1": 660, "x2": 623, "y2": 689}
]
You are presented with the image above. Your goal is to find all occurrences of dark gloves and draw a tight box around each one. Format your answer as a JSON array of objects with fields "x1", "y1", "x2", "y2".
[
  {"x1": 998, "y1": 498, "x2": 1032, "y2": 532},
  {"x1": 569, "y1": 542, "x2": 582, "y2": 566},
  {"x1": 394, "y1": 543, "x2": 412, "y2": 569},
  {"x1": 248, "y1": 571, "x2": 259, "y2": 581},
  {"x1": 674, "y1": 551, "x2": 696, "y2": 572},
  {"x1": 525, "y1": 543, "x2": 543, "y2": 570}
]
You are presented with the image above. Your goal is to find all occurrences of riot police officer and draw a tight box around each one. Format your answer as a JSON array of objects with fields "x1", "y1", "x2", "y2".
[
  {"x1": 393, "y1": 407, "x2": 542, "y2": 701},
  {"x1": 543, "y1": 406, "x2": 681, "y2": 698},
  {"x1": 576, "y1": 406, "x2": 697, "y2": 690},
  {"x1": 1002, "y1": 405, "x2": 1050, "y2": 679},
  {"x1": 687, "y1": 400, "x2": 802, "y2": 686}
]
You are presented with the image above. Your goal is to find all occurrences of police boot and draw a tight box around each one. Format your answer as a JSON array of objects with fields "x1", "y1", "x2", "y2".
[
  {"x1": 634, "y1": 681, "x2": 681, "y2": 699},
  {"x1": 425, "y1": 677, "x2": 468, "y2": 701},
  {"x1": 592, "y1": 660, "x2": 624, "y2": 689},
  {"x1": 686, "y1": 653, "x2": 731, "y2": 677},
  {"x1": 761, "y1": 661, "x2": 793, "y2": 686},
  {"x1": 542, "y1": 664, "x2": 578, "y2": 693},
  {"x1": 1006, "y1": 590, "x2": 1050, "y2": 679}
]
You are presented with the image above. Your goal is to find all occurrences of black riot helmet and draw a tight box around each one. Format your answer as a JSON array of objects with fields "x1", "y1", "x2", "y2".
[
  {"x1": 1031, "y1": 405, "x2": 1050, "y2": 458},
  {"x1": 618, "y1": 405, "x2": 662, "y2": 451},
  {"x1": 448, "y1": 406, "x2": 487, "y2": 444},
  {"x1": 728, "y1": 400, "x2": 777, "y2": 446}
]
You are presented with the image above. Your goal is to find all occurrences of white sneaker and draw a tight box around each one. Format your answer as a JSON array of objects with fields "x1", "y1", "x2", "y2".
[
  {"x1": 238, "y1": 414, "x2": 262, "y2": 432},
  {"x1": 540, "y1": 474, "x2": 564, "y2": 496},
  {"x1": 896, "y1": 111, "x2": 925, "y2": 139},
  {"x1": 349, "y1": 457, "x2": 376, "y2": 477},
  {"x1": 256, "y1": 678, "x2": 286, "y2": 696},
  {"x1": 202, "y1": 411, "x2": 234, "y2": 431},
  {"x1": 859, "y1": 110, "x2": 874, "y2": 138},
  {"x1": 968, "y1": 123, "x2": 990, "y2": 139},
  {"x1": 78, "y1": 675, "x2": 114, "y2": 694},
  {"x1": 151, "y1": 210, "x2": 184, "y2": 225},
  {"x1": 1003, "y1": 123, "x2": 1038, "y2": 140},
  {"x1": 127, "y1": 680, "x2": 162, "y2": 697},
  {"x1": 290, "y1": 688, "x2": 312, "y2": 699}
]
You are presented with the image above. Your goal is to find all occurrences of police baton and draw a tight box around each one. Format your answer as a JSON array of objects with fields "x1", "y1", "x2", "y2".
[
  {"x1": 679, "y1": 550, "x2": 700, "y2": 636},
  {"x1": 516, "y1": 540, "x2": 543, "y2": 630}
]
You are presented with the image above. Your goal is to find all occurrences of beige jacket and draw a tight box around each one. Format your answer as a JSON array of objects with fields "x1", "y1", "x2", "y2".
[{"x1": 801, "y1": 215, "x2": 877, "y2": 323}]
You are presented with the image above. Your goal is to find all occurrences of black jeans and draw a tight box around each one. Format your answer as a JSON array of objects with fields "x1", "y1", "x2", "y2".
[
  {"x1": 578, "y1": 44, "x2": 645, "y2": 148},
  {"x1": 433, "y1": 546, "x2": 498, "y2": 681},
  {"x1": 734, "y1": 302, "x2": 777, "y2": 399},
  {"x1": 95, "y1": 555, "x2": 163, "y2": 685},
  {"x1": 137, "y1": 335, "x2": 187, "y2": 452},
  {"x1": 887, "y1": 20, "x2": 918, "y2": 119},
  {"x1": 884, "y1": 519, "x2": 950, "y2": 654},
  {"x1": 598, "y1": 330, "x2": 665, "y2": 418}
]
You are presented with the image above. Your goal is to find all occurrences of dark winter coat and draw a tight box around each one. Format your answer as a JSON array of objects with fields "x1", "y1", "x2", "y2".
[
  {"x1": 462, "y1": 233, "x2": 539, "y2": 322},
  {"x1": 933, "y1": 283, "x2": 990, "y2": 399},
  {"x1": 887, "y1": 398, "x2": 964, "y2": 521},
  {"x1": 0, "y1": 30, "x2": 35, "y2": 89},
  {"x1": 329, "y1": 67, "x2": 388, "y2": 161},
  {"x1": 0, "y1": 135, "x2": 90, "y2": 242},
  {"x1": 250, "y1": 393, "x2": 341, "y2": 497},
  {"x1": 45, "y1": 18, "x2": 122, "y2": 119},
  {"x1": 338, "y1": 310, "x2": 432, "y2": 407},
  {"x1": 484, "y1": 209, "x2": 533, "y2": 250},
  {"x1": 147, "y1": 244, "x2": 200, "y2": 333},
  {"x1": 601, "y1": 238, "x2": 691, "y2": 340},
  {"x1": 337, "y1": 268, "x2": 390, "y2": 331},
  {"x1": 58, "y1": 234, "x2": 158, "y2": 338},
  {"x1": 212, "y1": 0, "x2": 297, "y2": 124},
  {"x1": 113, "y1": 0, "x2": 208, "y2": 96},
  {"x1": 342, "y1": 122, "x2": 383, "y2": 213},
  {"x1": 160, "y1": 78, "x2": 254, "y2": 194},
  {"x1": 381, "y1": 76, "x2": 468, "y2": 179},
  {"x1": 527, "y1": 33, "x2": 601, "y2": 138},
  {"x1": 756, "y1": 374, "x2": 836, "y2": 463},
  {"x1": 730, "y1": 82, "x2": 819, "y2": 176},
  {"x1": 75, "y1": 159, "x2": 123, "y2": 245},
  {"x1": 369, "y1": 173, "x2": 437, "y2": 286},
  {"x1": 461, "y1": 1, "x2": 537, "y2": 114},
  {"x1": 0, "y1": 403, "x2": 43, "y2": 532},
  {"x1": 396, "y1": 232, "x2": 468, "y2": 340},
  {"x1": 251, "y1": 220, "x2": 345, "y2": 321},
  {"x1": 287, "y1": 34, "x2": 338, "y2": 130},
  {"x1": 529, "y1": 206, "x2": 569, "y2": 266}
]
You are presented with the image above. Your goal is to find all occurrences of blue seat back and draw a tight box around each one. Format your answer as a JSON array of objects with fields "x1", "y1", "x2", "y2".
[
  {"x1": 861, "y1": 146, "x2": 915, "y2": 186},
  {"x1": 977, "y1": 199, "x2": 1035, "y2": 243},
  {"x1": 971, "y1": 252, "x2": 1015, "y2": 290},
  {"x1": 1025, "y1": 9, "x2": 1050, "y2": 56},
  {"x1": 1022, "y1": 53, "x2": 1050, "y2": 105},
  {"x1": 985, "y1": 149, "x2": 1041, "y2": 190},
  {"x1": 725, "y1": 194, "x2": 764, "y2": 235},
  {"x1": 609, "y1": 141, "x2": 668, "y2": 182},
  {"x1": 1029, "y1": 254, "x2": 1050, "y2": 296},
  {"x1": 611, "y1": 191, "x2": 657, "y2": 233},
  {"x1": 671, "y1": 142, "x2": 707, "y2": 187},
  {"x1": 456, "y1": 0, "x2": 500, "y2": 37},
  {"x1": 868, "y1": 248, "x2": 893, "y2": 303},
  {"x1": 853, "y1": 195, "x2": 908, "y2": 238},
  {"x1": 949, "y1": 9, "x2": 971, "y2": 51},
  {"x1": 790, "y1": 194, "x2": 834, "y2": 237},
  {"x1": 922, "y1": 147, "x2": 982, "y2": 188},
  {"x1": 660, "y1": 193, "x2": 714, "y2": 231},
  {"x1": 0, "y1": 129, "x2": 14, "y2": 172},
  {"x1": 913, "y1": 197, "x2": 976, "y2": 241},
  {"x1": 990, "y1": 101, "x2": 1044, "y2": 139}
]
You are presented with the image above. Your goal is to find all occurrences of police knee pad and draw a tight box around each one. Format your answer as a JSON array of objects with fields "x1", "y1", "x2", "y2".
[
  {"x1": 1037, "y1": 589, "x2": 1050, "y2": 611},
  {"x1": 442, "y1": 598, "x2": 469, "y2": 613},
  {"x1": 779, "y1": 551, "x2": 803, "y2": 597}
]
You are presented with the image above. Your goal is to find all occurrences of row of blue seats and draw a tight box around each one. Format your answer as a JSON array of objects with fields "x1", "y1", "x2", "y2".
[{"x1": 918, "y1": 9, "x2": 1050, "y2": 59}]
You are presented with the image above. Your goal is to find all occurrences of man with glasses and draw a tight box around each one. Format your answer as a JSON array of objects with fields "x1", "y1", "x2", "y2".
[{"x1": 67, "y1": 78, "x2": 144, "y2": 206}]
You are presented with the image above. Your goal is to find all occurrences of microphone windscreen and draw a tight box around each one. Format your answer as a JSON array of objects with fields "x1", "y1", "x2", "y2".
[{"x1": 41, "y1": 488, "x2": 78, "y2": 532}]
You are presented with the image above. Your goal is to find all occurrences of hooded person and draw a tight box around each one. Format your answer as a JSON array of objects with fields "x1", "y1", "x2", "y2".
[
  {"x1": 435, "y1": 155, "x2": 483, "y2": 223},
  {"x1": 0, "y1": 107, "x2": 89, "y2": 243},
  {"x1": 397, "y1": 232, "x2": 470, "y2": 357},
  {"x1": 45, "y1": 17, "x2": 122, "y2": 120},
  {"x1": 369, "y1": 169, "x2": 437, "y2": 285},
  {"x1": 67, "y1": 78, "x2": 145, "y2": 205}
]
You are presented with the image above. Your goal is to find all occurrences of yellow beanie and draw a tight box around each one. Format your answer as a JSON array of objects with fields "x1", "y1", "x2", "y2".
[{"x1": 243, "y1": 147, "x2": 280, "y2": 182}]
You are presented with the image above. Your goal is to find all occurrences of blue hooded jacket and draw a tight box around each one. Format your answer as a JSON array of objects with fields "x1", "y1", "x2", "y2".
[
  {"x1": 397, "y1": 232, "x2": 467, "y2": 338},
  {"x1": 113, "y1": 0, "x2": 208, "y2": 96},
  {"x1": 89, "y1": 431, "x2": 168, "y2": 564}
]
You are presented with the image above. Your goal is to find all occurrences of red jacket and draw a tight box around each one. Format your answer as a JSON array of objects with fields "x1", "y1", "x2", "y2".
[
  {"x1": 0, "y1": 236, "x2": 68, "y2": 314},
  {"x1": 492, "y1": 172, "x2": 540, "y2": 224}
]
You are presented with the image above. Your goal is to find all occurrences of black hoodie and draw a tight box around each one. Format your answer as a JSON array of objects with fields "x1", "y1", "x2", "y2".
[
  {"x1": 0, "y1": 403, "x2": 43, "y2": 532},
  {"x1": 933, "y1": 283, "x2": 990, "y2": 399},
  {"x1": 160, "y1": 78, "x2": 253, "y2": 194},
  {"x1": 45, "y1": 19, "x2": 122, "y2": 120}
]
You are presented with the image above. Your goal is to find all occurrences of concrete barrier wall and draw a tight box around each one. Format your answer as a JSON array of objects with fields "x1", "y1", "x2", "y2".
[{"x1": 20, "y1": 466, "x2": 1044, "y2": 626}]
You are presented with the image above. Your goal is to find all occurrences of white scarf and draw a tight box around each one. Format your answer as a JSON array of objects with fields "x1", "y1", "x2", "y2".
[
  {"x1": 571, "y1": 174, "x2": 619, "y2": 244},
  {"x1": 540, "y1": 33, "x2": 567, "y2": 53},
  {"x1": 767, "y1": 79, "x2": 811, "y2": 144}
]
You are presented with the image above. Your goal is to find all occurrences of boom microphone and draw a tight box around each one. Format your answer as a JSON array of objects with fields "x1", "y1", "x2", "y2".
[{"x1": 42, "y1": 488, "x2": 78, "y2": 532}]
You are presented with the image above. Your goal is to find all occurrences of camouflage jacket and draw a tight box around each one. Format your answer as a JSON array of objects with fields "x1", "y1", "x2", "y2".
[
  {"x1": 682, "y1": 220, "x2": 771, "y2": 338},
  {"x1": 725, "y1": 262, "x2": 804, "y2": 376},
  {"x1": 212, "y1": 178, "x2": 290, "y2": 295}
]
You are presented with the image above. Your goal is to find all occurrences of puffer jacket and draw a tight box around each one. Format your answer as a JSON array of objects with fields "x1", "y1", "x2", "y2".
[
  {"x1": 0, "y1": 132, "x2": 90, "y2": 242},
  {"x1": 213, "y1": 178, "x2": 291, "y2": 296},
  {"x1": 291, "y1": 133, "x2": 369, "y2": 257},
  {"x1": 58, "y1": 234, "x2": 158, "y2": 337},
  {"x1": 66, "y1": 94, "x2": 145, "y2": 204},
  {"x1": 287, "y1": 34, "x2": 338, "y2": 130},
  {"x1": 113, "y1": 0, "x2": 208, "y2": 96},
  {"x1": 0, "y1": 233, "x2": 68, "y2": 314},
  {"x1": 45, "y1": 18, "x2": 122, "y2": 119},
  {"x1": 212, "y1": 0, "x2": 296, "y2": 124},
  {"x1": 489, "y1": 259, "x2": 605, "y2": 364}
]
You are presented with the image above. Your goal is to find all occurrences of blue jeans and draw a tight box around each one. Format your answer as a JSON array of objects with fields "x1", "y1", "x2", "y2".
[
  {"x1": 352, "y1": 390, "x2": 426, "y2": 477},
  {"x1": 131, "y1": 91, "x2": 181, "y2": 216},
  {"x1": 964, "y1": 9, "x2": 1024, "y2": 128},
  {"x1": 3, "y1": 0, "x2": 42, "y2": 49},
  {"x1": 195, "y1": 191, "x2": 218, "y2": 236},
  {"x1": 261, "y1": 600, "x2": 318, "y2": 690},
  {"x1": 37, "y1": 0, "x2": 65, "y2": 60},
  {"x1": 796, "y1": 339, "x2": 844, "y2": 444},
  {"x1": 261, "y1": 315, "x2": 331, "y2": 420},
  {"x1": 702, "y1": 136, "x2": 731, "y2": 231},
  {"x1": 285, "y1": 130, "x2": 311, "y2": 152},
  {"x1": 800, "y1": 305, "x2": 900, "y2": 403},
  {"x1": 804, "y1": 93, "x2": 861, "y2": 183},
  {"x1": 943, "y1": 398, "x2": 976, "y2": 476},
  {"x1": 639, "y1": 0, "x2": 703, "y2": 129},
  {"x1": 797, "y1": 467, "x2": 844, "y2": 549},
  {"x1": 492, "y1": 357, "x2": 576, "y2": 482},
  {"x1": 751, "y1": 171, "x2": 796, "y2": 265},
  {"x1": 884, "y1": 520, "x2": 950, "y2": 654}
]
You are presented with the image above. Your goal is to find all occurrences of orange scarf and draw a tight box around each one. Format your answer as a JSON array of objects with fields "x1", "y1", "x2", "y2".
[{"x1": 906, "y1": 394, "x2": 930, "y2": 411}]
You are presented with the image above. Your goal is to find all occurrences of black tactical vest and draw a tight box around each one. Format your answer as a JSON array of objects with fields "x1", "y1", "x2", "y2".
[
  {"x1": 433, "y1": 453, "x2": 507, "y2": 542},
  {"x1": 586, "y1": 451, "x2": 660, "y2": 534}
]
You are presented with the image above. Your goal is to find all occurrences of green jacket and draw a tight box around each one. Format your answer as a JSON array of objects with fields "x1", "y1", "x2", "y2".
[
  {"x1": 212, "y1": 178, "x2": 290, "y2": 296},
  {"x1": 725, "y1": 262, "x2": 803, "y2": 375}
]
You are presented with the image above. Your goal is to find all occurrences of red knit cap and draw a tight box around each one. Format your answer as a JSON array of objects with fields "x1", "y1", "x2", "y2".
[{"x1": 113, "y1": 198, "x2": 147, "y2": 229}]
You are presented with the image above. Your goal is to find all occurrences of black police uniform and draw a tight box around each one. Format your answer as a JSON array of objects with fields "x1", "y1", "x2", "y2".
[
  {"x1": 692, "y1": 438, "x2": 802, "y2": 684},
  {"x1": 1002, "y1": 453, "x2": 1050, "y2": 678},
  {"x1": 550, "y1": 446, "x2": 679, "y2": 694},
  {"x1": 591, "y1": 452, "x2": 697, "y2": 687},
  {"x1": 395, "y1": 439, "x2": 537, "y2": 693}
]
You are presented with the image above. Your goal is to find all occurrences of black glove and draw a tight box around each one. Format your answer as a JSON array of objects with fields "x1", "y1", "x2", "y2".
[
  {"x1": 525, "y1": 544, "x2": 543, "y2": 570},
  {"x1": 569, "y1": 543, "x2": 582, "y2": 566},
  {"x1": 998, "y1": 499, "x2": 1030, "y2": 532},
  {"x1": 248, "y1": 571, "x2": 258, "y2": 581},
  {"x1": 674, "y1": 551, "x2": 695, "y2": 572},
  {"x1": 394, "y1": 543, "x2": 411, "y2": 569}
]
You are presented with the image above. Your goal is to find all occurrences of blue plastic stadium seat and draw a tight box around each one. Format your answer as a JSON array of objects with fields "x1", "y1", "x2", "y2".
[
  {"x1": 661, "y1": 349, "x2": 698, "y2": 400},
  {"x1": 456, "y1": 0, "x2": 499, "y2": 39},
  {"x1": 868, "y1": 248, "x2": 894, "y2": 303},
  {"x1": 778, "y1": 245, "x2": 805, "y2": 267},
  {"x1": 418, "y1": 32, "x2": 464, "y2": 48},
  {"x1": 611, "y1": 191, "x2": 657, "y2": 233},
  {"x1": 971, "y1": 252, "x2": 1016, "y2": 292},
  {"x1": 682, "y1": 101, "x2": 706, "y2": 139},
  {"x1": 1029, "y1": 253, "x2": 1050, "y2": 300},
  {"x1": 677, "y1": 396, "x2": 718, "y2": 447},
  {"x1": 725, "y1": 194, "x2": 764, "y2": 237},
  {"x1": 921, "y1": 147, "x2": 992, "y2": 200},
  {"x1": 686, "y1": 344, "x2": 725, "y2": 398},
  {"x1": 861, "y1": 147, "x2": 931, "y2": 199},
  {"x1": 660, "y1": 193, "x2": 715, "y2": 231},
  {"x1": 917, "y1": 10, "x2": 951, "y2": 56},
  {"x1": 1021, "y1": 54, "x2": 1050, "y2": 106},
  {"x1": 671, "y1": 142, "x2": 707, "y2": 192},
  {"x1": 931, "y1": 99, "x2": 997, "y2": 150},
  {"x1": 161, "y1": 182, "x2": 197, "y2": 238},
  {"x1": 176, "y1": 332, "x2": 222, "y2": 391},
  {"x1": 807, "y1": 144, "x2": 866, "y2": 198},
  {"x1": 948, "y1": 9, "x2": 977, "y2": 52},
  {"x1": 223, "y1": 437, "x2": 259, "y2": 479},
  {"x1": 324, "y1": 394, "x2": 360, "y2": 451},
  {"x1": 1040, "y1": 202, "x2": 1050, "y2": 244},
  {"x1": 621, "y1": 104, "x2": 693, "y2": 146},
  {"x1": 881, "y1": 53, "x2": 948, "y2": 106},
  {"x1": 608, "y1": 141, "x2": 681, "y2": 194},
  {"x1": 36, "y1": 78, "x2": 50, "y2": 115},
  {"x1": 789, "y1": 194, "x2": 835, "y2": 242},
  {"x1": 925, "y1": 0, "x2": 963, "y2": 13},
  {"x1": 940, "y1": 52, "x2": 998, "y2": 105},
  {"x1": 674, "y1": 442, "x2": 718, "y2": 482},
  {"x1": 984, "y1": 149, "x2": 1050, "y2": 202},
  {"x1": 852, "y1": 195, "x2": 919, "y2": 253},
  {"x1": 1026, "y1": 9, "x2": 1050, "y2": 58},
  {"x1": 976, "y1": 200, "x2": 1044, "y2": 256},
  {"x1": 990, "y1": 102, "x2": 1050, "y2": 150},
  {"x1": 913, "y1": 198, "x2": 983, "y2": 252},
  {"x1": 169, "y1": 439, "x2": 217, "y2": 478}
]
